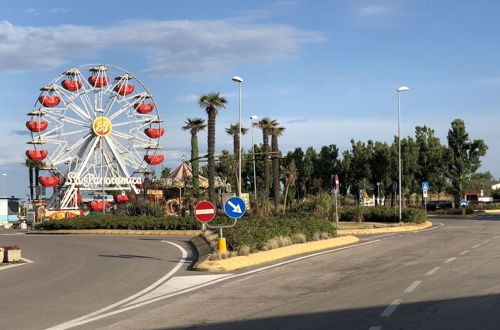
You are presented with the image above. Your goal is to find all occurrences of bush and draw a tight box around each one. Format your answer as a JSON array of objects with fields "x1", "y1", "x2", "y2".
[
  {"x1": 432, "y1": 207, "x2": 474, "y2": 215},
  {"x1": 116, "y1": 199, "x2": 166, "y2": 217},
  {"x1": 339, "y1": 206, "x2": 426, "y2": 223},
  {"x1": 223, "y1": 213, "x2": 335, "y2": 252},
  {"x1": 291, "y1": 193, "x2": 332, "y2": 218},
  {"x1": 34, "y1": 215, "x2": 201, "y2": 230},
  {"x1": 475, "y1": 203, "x2": 500, "y2": 210}
]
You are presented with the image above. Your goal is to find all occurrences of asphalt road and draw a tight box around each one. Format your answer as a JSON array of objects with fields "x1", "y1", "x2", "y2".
[
  {"x1": 0, "y1": 233, "x2": 194, "y2": 330},
  {"x1": 3, "y1": 215, "x2": 500, "y2": 330}
]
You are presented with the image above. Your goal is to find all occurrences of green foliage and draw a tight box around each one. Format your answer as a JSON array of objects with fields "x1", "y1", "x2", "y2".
[
  {"x1": 476, "y1": 203, "x2": 500, "y2": 210},
  {"x1": 431, "y1": 207, "x2": 474, "y2": 215},
  {"x1": 291, "y1": 192, "x2": 332, "y2": 218},
  {"x1": 250, "y1": 192, "x2": 274, "y2": 217},
  {"x1": 224, "y1": 214, "x2": 335, "y2": 252},
  {"x1": 34, "y1": 215, "x2": 201, "y2": 230},
  {"x1": 338, "y1": 206, "x2": 426, "y2": 223},
  {"x1": 115, "y1": 199, "x2": 165, "y2": 217}
]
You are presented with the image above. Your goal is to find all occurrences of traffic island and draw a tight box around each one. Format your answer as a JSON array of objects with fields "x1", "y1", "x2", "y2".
[
  {"x1": 194, "y1": 235, "x2": 359, "y2": 272},
  {"x1": 337, "y1": 220, "x2": 432, "y2": 235}
]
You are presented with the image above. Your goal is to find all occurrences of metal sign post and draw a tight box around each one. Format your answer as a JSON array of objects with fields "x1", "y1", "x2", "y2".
[{"x1": 422, "y1": 182, "x2": 429, "y2": 212}]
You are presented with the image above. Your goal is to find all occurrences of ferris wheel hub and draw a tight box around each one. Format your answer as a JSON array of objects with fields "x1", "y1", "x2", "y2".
[{"x1": 92, "y1": 117, "x2": 113, "y2": 136}]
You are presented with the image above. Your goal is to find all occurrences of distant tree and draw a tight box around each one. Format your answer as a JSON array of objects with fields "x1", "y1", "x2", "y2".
[
  {"x1": 282, "y1": 159, "x2": 298, "y2": 213},
  {"x1": 303, "y1": 147, "x2": 318, "y2": 195},
  {"x1": 415, "y1": 126, "x2": 447, "y2": 198},
  {"x1": 347, "y1": 139, "x2": 373, "y2": 201},
  {"x1": 198, "y1": 93, "x2": 227, "y2": 203},
  {"x1": 316, "y1": 144, "x2": 341, "y2": 191},
  {"x1": 182, "y1": 117, "x2": 206, "y2": 197},
  {"x1": 225, "y1": 123, "x2": 248, "y2": 193},
  {"x1": 401, "y1": 136, "x2": 420, "y2": 202},
  {"x1": 161, "y1": 167, "x2": 172, "y2": 179},
  {"x1": 254, "y1": 117, "x2": 277, "y2": 195},
  {"x1": 270, "y1": 124, "x2": 285, "y2": 211},
  {"x1": 370, "y1": 141, "x2": 392, "y2": 205},
  {"x1": 446, "y1": 119, "x2": 488, "y2": 203}
]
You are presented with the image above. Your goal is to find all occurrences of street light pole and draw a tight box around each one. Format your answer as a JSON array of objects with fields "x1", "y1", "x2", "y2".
[
  {"x1": 396, "y1": 86, "x2": 410, "y2": 223},
  {"x1": 2, "y1": 173, "x2": 6, "y2": 197},
  {"x1": 250, "y1": 115, "x2": 258, "y2": 196},
  {"x1": 232, "y1": 76, "x2": 243, "y2": 197}
]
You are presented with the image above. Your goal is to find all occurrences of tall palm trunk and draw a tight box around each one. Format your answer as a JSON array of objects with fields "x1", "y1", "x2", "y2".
[
  {"x1": 191, "y1": 133, "x2": 200, "y2": 197},
  {"x1": 28, "y1": 166, "x2": 34, "y2": 201},
  {"x1": 271, "y1": 133, "x2": 280, "y2": 211},
  {"x1": 207, "y1": 109, "x2": 216, "y2": 203},
  {"x1": 263, "y1": 129, "x2": 270, "y2": 195},
  {"x1": 233, "y1": 133, "x2": 240, "y2": 193},
  {"x1": 35, "y1": 167, "x2": 40, "y2": 199}
]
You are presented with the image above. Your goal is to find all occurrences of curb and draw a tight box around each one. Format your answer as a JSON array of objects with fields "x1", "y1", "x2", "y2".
[
  {"x1": 190, "y1": 236, "x2": 212, "y2": 269},
  {"x1": 337, "y1": 221, "x2": 432, "y2": 235},
  {"x1": 195, "y1": 235, "x2": 359, "y2": 272},
  {"x1": 483, "y1": 210, "x2": 500, "y2": 214},
  {"x1": 27, "y1": 229, "x2": 202, "y2": 236}
]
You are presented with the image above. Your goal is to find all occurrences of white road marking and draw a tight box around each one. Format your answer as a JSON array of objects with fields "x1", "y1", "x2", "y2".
[
  {"x1": 425, "y1": 266, "x2": 440, "y2": 276},
  {"x1": 381, "y1": 299, "x2": 402, "y2": 317},
  {"x1": 459, "y1": 250, "x2": 469, "y2": 256},
  {"x1": 47, "y1": 240, "x2": 188, "y2": 330},
  {"x1": 482, "y1": 239, "x2": 491, "y2": 244},
  {"x1": 404, "y1": 280, "x2": 422, "y2": 293},
  {"x1": 0, "y1": 257, "x2": 34, "y2": 271},
  {"x1": 444, "y1": 257, "x2": 457, "y2": 264},
  {"x1": 472, "y1": 243, "x2": 481, "y2": 249},
  {"x1": 494, "y1": 236, "x2": 500, "y2": 239},
  {"x1": 47, "y1": 225, "x2": 444, "y2": 329},
  {"x1": 369, "y1": 327, "x2": 382, "y2": 330},
  {"x1": 194, "y1": 209, "x2": 214, "y2": 215}
]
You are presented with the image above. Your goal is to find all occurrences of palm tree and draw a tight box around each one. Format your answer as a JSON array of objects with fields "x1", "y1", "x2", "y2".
[
  {"x1": 182, "y1": 118, "x2": 206, "y2": 197},
  {"x1": 198, "y1": 93, "x2": 227, "y2": 203},
  {"x1": 282, "y1": 159, "x2": 298, "y2": 213},
  {"x1": 225, "y1": 123, "x2": 248, "y2": 193},
  {"x1": 271, "y1": 124, "x2": 285, "y2": 211},
  {"x1": 254, "y1": 117, "x2": 277, "y2": 195},
  {"x1": 24, "y1": 159, "x2": 45, "y2": 200}
]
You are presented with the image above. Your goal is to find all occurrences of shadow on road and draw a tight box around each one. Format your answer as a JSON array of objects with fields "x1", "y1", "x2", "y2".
[
  {"x1": 98, "y1": 254, "x2": 161, "y2": 260},
  {"x1": 158, "y1": 294, "x2": 500, "y2": 330}
]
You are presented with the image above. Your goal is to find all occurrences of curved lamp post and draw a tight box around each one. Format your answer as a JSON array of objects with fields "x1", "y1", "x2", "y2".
[{"x1": 396, "y1": 86, "x2": 410, "y2": 223}]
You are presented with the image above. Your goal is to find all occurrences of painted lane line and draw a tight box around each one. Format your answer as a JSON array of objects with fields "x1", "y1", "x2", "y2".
[
  {"x1": 472, "y1": 243, "x2": 481, "y2": 249},
  {"x1": 369, "y1": 327, "x2": 382, "y2": 330},
  {"x1": 47, "y1": 240, "x2": 188, "y2": 330},
  {"x1": 494, "y1": 236, "x2": 500, "y2": 239},
  {"x1": 404, "y1": 280, "x2": 422, "y2": 293},
  {"x1": 425, "y1": 266, "x2": 440, "y2": 276},
  {"x1": 51, "y1": 239, "x2": 384, "y2": 329},
  {"x1": 444, "y1": 257, "x2": 457, "y2": 264},
  {"x1": 459, "y1": 250, "x2": 469, "y2": 256},
  {"x1": 483, "y1": 239, "x2": 491, "y2": 244},
  {"x1": 0, "y1": 258, "x2": 34, "y2": 271},
  {"x1": 380, "y1": 299, "x2": 402, "y2": 317}
]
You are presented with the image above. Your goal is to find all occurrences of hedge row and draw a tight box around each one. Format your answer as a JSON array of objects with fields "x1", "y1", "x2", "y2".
[
  {"x1": 338, "y1": 206, "x2": 427, "y2": 224},
  {"x1": 223, "y1": 214, "x2": 335, "y2": 252},
  {"x1": 34, "y1": 215, "x2": 201, "y2": 230},
  {"x1": 430, "y1": 207, "x2": 474, "y2": 215}
]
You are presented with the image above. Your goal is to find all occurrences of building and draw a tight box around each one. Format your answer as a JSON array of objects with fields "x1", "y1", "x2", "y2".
[{"x1": 0, "y1": 197, "x2": 20, "y2": 226}]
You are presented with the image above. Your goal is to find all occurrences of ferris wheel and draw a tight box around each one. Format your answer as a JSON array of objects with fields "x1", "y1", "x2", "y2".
[{"x1": 25, "y1": 64, "x2": 165, "y2": 210}]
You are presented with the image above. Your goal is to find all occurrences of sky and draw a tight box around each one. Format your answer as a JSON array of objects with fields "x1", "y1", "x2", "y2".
[{"x1": 1, "y1": 0, "x2": 500, "y2": 200}]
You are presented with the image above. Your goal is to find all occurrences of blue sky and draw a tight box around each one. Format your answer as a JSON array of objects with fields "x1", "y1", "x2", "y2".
[{"x1": 1, "y1": 0, "x2": 500, "y2": 199}]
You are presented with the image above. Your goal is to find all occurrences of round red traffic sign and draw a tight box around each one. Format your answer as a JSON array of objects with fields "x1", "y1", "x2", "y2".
[{"x1": 194, "y1": 201, "x2": 216, "y2": 223}]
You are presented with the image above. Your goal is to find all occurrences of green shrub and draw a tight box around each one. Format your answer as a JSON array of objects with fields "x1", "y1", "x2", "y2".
[
  {"x1": 338, "y1": 206, "x2": 425, "y2": 223},
  {"x1": 432, "y1": 207, "x2": 474, "y2": 215},
  {"x1": 116, "y1": 199, "x2": 165, "y2": 217},
  {"x1": 223, "y1": 213, "x2": 335, "y2": 252},
  {"x1": 475, "y1": 203, "x2": 500, "y2": 210},
  {"x1": 34, "y1": 215, "x2": 201, "y2": 230}
]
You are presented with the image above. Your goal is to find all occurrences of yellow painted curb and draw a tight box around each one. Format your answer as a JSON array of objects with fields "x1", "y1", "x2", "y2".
[
  {"x1": 337, "y1": 221, "x2": 432, "y2": 235},
  {"x1": 28, "y1": 229, "x2": 202, "y2": 236},
  {"x1": 484, "y1": 210, "x2": 500, "y2": 214},
  {"x1": 195, "y1": 235, "x2": 359, "y2": 272}
]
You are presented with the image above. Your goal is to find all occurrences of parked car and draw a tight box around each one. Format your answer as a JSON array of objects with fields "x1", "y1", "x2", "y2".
[{"x1": 427, "y1": 200, "x2": 453, "y2": 211}]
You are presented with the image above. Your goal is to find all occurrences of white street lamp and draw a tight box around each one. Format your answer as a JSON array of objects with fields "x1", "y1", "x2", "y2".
[
  {"x1": 250, "y1": 115, "x2": 258, "y2": 196},
  {"x1": 232, "y1": 76, "x2": 243, "y2": 197},
  {"x1": 2, "y1": 173, "x2": 6, "y2": 197},
  {"x1": 396, "y1": 86, "x2": 410, "y2": 223}
]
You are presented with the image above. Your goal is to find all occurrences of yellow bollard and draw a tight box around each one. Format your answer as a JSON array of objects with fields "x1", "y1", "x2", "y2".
[
  {"x1": 218, "y1": 238, "x2": 227, "y2": 253},
  {"x1": 461, "y1": 208, "x2": 465, "y2": 216}
]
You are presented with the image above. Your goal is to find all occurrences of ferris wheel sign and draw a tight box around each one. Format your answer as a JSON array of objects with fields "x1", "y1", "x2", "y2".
[{"x1": 25, "y1": 64, "x2": 166, "y2": 209}]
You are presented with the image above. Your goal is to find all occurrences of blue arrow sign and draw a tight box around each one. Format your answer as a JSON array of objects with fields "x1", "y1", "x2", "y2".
[
  {"x1": 224, "y1": 196, "x2": 247, "y2": 218},
  {"x1": 422, "y1": 181, "x2": 429, "y2": 191},
  {"x1": 460, "y1": 200, "x2": 467, "y2": 208}
]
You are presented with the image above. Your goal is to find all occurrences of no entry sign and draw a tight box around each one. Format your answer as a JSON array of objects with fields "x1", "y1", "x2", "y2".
[{"x1": 194, "y1": 201, "x2": 216, "y2": 223}]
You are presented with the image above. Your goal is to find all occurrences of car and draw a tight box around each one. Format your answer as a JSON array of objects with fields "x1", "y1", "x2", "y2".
[{"x1": 427, "y1": 200, "x2": 453, "y2": 211}]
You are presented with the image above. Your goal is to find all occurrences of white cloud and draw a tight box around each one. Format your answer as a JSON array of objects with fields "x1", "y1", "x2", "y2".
[
  {"x1": 48, "y1": 8, "x2": 70, "y2": 14},
  {"x1": 0, "y1": 19, "x2": 324, "y2": 78},
  {"x1": 358, "y1": 5, "x2": 391, "y2": 17}
]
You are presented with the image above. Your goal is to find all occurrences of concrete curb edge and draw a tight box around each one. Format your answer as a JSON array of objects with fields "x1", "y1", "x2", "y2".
[{"x1": 27, "y1": 229, "x2": 202, "y2": 236}]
